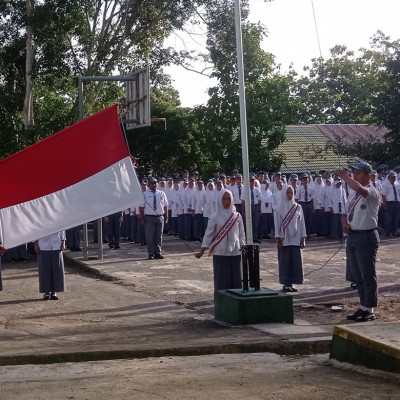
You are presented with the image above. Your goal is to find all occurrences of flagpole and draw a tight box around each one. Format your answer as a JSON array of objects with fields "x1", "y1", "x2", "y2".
[{"x1": 234, "y1": 0, "x2": 253, "y2": 245}]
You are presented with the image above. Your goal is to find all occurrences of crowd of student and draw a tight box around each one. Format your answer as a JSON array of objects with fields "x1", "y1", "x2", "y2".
[
  {"x1": 0, "y1": 164, "x2": 395, "y2": 306},
  {"x1": 122, "y1": 165, "x2": 400, "y2": 247}
]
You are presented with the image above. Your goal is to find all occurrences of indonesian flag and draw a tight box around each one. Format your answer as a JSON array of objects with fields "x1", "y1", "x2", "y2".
[{"x1": 0, "y1": 104, "x2": 143, "y2": 248}]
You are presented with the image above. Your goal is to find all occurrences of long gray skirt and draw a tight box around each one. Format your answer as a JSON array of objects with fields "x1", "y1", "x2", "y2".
[
  {"x1": 278, "y1": 246, "x2": 304, "y2": 286},
  {"x1": 212, "y1": 255, "x2": 242, "y2": 291},
  {"x1": 38, "y1": 250, "x2": 66, "y2": 293}
]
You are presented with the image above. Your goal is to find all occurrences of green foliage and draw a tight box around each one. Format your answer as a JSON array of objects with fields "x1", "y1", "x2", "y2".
[
  {"x1": 193, "y1": 0, "x2": 296, "y2": 175},
  {"x1": 0, "y1": 0, "x2": 207, "y2": 159}
]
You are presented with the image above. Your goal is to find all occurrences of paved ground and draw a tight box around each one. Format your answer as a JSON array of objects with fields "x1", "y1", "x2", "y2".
[{"x1": 0, "y1": 233, "x2": 399, "y2": 398}]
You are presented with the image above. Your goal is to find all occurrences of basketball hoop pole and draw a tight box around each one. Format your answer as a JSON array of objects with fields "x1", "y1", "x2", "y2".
[{"x1": 78, "y1": 69, "x2": 150, "y2": 260}]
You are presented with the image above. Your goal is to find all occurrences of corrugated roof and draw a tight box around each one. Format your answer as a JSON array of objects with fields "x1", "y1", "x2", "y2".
[
  {"x1": 314, "y1": 124, "x2": 388, "y2": 144},
  {"x1": 272, "y1": 124, "x2": 384, "y2": 174}
]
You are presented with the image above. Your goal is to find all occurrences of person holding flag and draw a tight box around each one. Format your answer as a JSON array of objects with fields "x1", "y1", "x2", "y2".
[
  {"x1": 194, "y1": 189, "x2": 245, "y2": 291},
  {"x1": 274, "y1": 186, "x2": 306, "y2": 293}
]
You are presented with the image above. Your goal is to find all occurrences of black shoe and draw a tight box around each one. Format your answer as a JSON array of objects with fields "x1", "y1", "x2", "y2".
[
  {"x1": 355, "y1": 310, "x2": 376, "y2": 322},
  {"x1": 350, "y1": 282, "x2": 357, "y2": 289},
  {"x1": 346, "y1": 309, "x2": 364, "y2": 320},
  {"x1": 290, "y1": 285, "x2": 298, "y2": 292},
  {"x1": 50, "y1": 293, "x2": 59, "y2": 300},
  {"x1": 109, "y1": 245, "x2": 114, "y2": 249},
  {"x1": 113, "y1": 246, "x2": 121, "y2": 250},
  {"x1": 43, "y1": 293, "x2": 51, "y2": 300},
  {"x1": 283, "y1": 285, "x2": 293, "y2": 292},
  {"x1": 148, "y1": 255, "x2": 154, "y2": 260},
  {"x1": 154, "y1": 254, "x2": 164, "y2": 259}
]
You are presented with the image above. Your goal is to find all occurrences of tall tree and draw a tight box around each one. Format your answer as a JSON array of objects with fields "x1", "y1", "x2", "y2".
[
  {"x1": 292, "y1": 44, "x2": 383, "y2": 124},
  {"x1": 193, "y1": 0, "x2": 296, "y2": 174},
  {"x1": 0, "y1": 0, "x2": 207, "y2": 158}
]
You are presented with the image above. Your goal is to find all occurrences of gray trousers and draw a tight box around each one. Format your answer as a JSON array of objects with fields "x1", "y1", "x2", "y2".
[
  {"x1": 145, "y1": 215, "x2": 164, "y2": 256},
  {"x1": 346, "y1": 230, "x2": 379, "y2": 308}
]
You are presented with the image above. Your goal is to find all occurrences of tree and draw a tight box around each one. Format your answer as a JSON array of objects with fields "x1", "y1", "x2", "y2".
[
  {"x1": 0, "y1": 0, "x2": 207, "y2": 158},
  {"x1": 292, "y1": 44, "x2": 384, "y2": 124},
  {"x1": 127, "y1": 73, "x2": 207, "y2": 178},
  {"x1": 371, "y1": 32, "x2": 400, "y2": 165},
  {"x1": 192, "y1": 0, "x2": 296, "y2": 175}
]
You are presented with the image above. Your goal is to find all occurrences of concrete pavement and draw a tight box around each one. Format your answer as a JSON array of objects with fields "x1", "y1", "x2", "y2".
[{"x1": 0, "y1": 233, "x2": 399, "y2": 372}]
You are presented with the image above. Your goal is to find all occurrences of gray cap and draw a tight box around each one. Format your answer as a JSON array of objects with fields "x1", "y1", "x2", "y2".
[
  {"x1": 290, "y1": 174, "x2": 298, "y2": 180},
  {"x1": 387, "y1": 170, "x2": 397, "y2": 178},
  {"x1": 350, "y1": 161, "x2": 372, "y2": 174},
  {"x1": 148, "y1": 177, "x2": 157, "y2": 183}
]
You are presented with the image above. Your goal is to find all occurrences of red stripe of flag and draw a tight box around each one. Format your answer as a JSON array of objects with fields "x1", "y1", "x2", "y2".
[{"x1": 0, "y1": 104, "x2": 128, "y2": 209}]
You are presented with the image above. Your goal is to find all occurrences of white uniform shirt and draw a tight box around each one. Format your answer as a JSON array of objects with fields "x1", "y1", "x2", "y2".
[
  {"x1": 241, "y1": 187, "x2": 262, "y2": 205},
  {"x1": 381, "y1": 181, "x2": 400, "y2": 202},
  {"x1": 346, "y1": 186, "x2": 380, "y2": 231},
  {"x1": 141, "y1": 189, "x2": 168, "y2": 216},
  {"x1": 231, "y1": 184, "x2": 243, "y2": 205},
  {"x1": 297, "y1": 184, "x2": 314, "y2": 202},
  {"x1": 201, "y1": 213, "x2": 245, "y2": 256},
  {"x1": 260, "y1": 189, "x2": 274, "y2": 213},
  {"x1": 37, "y1": 231, "x2": 66, "y2": 250},
  {"x1": 193, "y1": 189, "x2": 205, "y2": 214}
]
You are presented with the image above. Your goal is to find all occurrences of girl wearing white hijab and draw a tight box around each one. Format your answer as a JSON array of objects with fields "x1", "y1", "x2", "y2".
[
  {"x1": 274, "y1": 186, "x2": 306, "y2": 292},
  {"x1": 195, "y1": 189, "x2": 245, "y2": 290}
]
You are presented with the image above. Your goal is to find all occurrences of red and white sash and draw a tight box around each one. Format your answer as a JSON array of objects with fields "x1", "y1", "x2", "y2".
[
  {"x1": 347, "y1": 193, "x2": 362, "y2": 222},
  {"x1": 280, "y1": 203, "x2": 299, "y2": 236},
  {"x1": 208, "y1": 212, "x2": 239, "y2": 255}
]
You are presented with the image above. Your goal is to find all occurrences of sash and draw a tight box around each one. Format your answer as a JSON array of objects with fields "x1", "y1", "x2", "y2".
[
  {"x1": 282, "y1": 203, "x2": 299, "y2": 231},
  {"x1": 347, "y1": 193, "x2": 362, "y2": 222},
  {"x1": 208, "y1": 212, "x2": 239, "y2": 255}
]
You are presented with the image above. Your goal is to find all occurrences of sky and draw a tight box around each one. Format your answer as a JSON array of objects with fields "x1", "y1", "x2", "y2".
[{"x1": 164, "y1": 0, "x2": 400, "y2": 108}]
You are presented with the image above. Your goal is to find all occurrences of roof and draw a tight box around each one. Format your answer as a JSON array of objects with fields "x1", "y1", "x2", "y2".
[{"x1": 273, "y1": 124, "x2": 386, "y2": 174}]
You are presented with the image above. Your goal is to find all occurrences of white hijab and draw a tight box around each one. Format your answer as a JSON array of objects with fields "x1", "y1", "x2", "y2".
[
  {"x1": 214, "y1": 189, "x2": 238, "y2": 252},
  {"x1": 276, "y1": 185, "x2": 299, "y2": 237}
]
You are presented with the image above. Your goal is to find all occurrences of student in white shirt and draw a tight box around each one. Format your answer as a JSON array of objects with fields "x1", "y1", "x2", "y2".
[
  {"x1": 34, "y1": 231, "x2": 66, "y2": 300},
  {"x1": 195, "y1": 189, "x2": 245, "y2": 290}
]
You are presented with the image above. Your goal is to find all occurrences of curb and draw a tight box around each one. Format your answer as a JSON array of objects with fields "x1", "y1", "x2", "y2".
[{"x1": 0, "y1": 339, "x2": 332, "y2": 366}]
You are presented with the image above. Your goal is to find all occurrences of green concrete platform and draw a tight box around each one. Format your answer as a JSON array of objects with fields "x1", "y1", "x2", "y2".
[
  {"x1": 214, "y1": 288, "x2": 294, "y2": 325},
  {"x1": 330, "y1": 322, "x2": 400, "y2": 373}
]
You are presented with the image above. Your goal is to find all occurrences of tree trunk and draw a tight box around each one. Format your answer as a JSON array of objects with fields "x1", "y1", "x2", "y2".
[{"x1": 24, "y1": 0, "x2": 35, "y2": 129}]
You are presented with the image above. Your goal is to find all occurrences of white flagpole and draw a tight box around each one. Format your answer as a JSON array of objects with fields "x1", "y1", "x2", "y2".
[{"x1": 234, "y1": 0, "x2": 253, "y2": 245}]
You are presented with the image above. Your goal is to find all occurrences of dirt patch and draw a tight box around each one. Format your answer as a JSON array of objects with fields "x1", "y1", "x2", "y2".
[{"x1": 294, "y1": 295, "x2": 400, "y2": 325}]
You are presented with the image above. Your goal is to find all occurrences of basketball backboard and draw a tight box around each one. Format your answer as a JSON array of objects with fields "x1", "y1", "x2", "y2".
[{"x1": 125, "y1": 66, "x2": 150, "y2": 130}]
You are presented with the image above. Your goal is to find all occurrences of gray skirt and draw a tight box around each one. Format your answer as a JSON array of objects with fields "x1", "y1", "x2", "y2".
[
  {"x1": 38, "y1": 250, "x2": 66, "y2": 293},
  {"x1": 212, "y1": 255, "x2": 242, "y2": 291},
  {"x1": 278, "y1": 245, "x2": 304, "y2": 286}
]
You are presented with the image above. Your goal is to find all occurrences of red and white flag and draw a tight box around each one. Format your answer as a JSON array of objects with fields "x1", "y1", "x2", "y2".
[{"x1": 0, "y1": 104, "x2": 143, "y2": 248}]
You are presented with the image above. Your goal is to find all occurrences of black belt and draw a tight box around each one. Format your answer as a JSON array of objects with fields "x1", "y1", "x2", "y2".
[
  {"x1": 350, "y1": 228, "x2": 377, "y2": 234},
  {"x1": 299, "y1": 200, "x2": 312, "y2": 204},
  {"x1": 146, "y1": 214, "x2": 163, "y2": 217}
]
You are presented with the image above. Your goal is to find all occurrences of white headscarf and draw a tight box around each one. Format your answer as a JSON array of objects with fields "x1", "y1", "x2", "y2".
[
  {"x1": 276, "y1": 185, "x2": 299, "y2": 237},
  {"x1": 214, "y1": 189, "x2": 238, "y2": 253}
]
